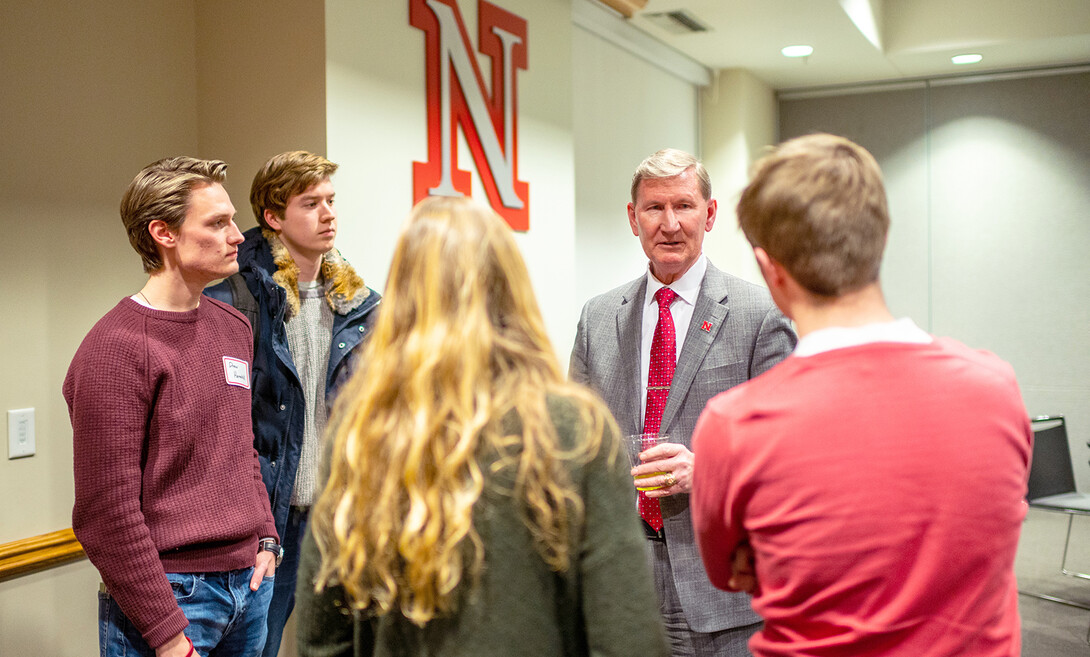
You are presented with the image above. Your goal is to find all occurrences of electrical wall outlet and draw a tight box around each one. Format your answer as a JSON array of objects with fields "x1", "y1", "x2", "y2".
[{"x1": 8, "y1": 408, "x2": 35, "y2": 459}]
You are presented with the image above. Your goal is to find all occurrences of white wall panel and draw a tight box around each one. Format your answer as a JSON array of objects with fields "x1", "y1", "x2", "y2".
[
  {"x1": 326, "y1": 0, "x2": 578, "y2": 359},
  {"x1": 571, "y1": 23, "x2": 699, "y2": 306}
]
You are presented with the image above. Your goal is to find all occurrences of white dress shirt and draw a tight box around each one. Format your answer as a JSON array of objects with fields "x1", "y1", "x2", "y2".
[{"x1": 639, "y1": 254, "x2": 707, "y2": 429}]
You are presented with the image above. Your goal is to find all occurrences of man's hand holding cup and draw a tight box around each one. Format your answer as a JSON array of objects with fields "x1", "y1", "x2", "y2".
[{"x1": 625, "y1": 433, "x2": 694, "y2": 497}]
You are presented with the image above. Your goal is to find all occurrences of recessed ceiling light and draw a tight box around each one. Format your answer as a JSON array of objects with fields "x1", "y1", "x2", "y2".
[
  {"x1": 951, "y1": 54, "x2": 983, "y2": 65},
  {"x1": 782, "y1": 45, "x2": 814, "y2": 58}
]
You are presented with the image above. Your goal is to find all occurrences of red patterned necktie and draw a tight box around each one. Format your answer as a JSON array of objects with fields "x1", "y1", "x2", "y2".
[{"x1": 640, "y1": 287, "x2": 678, "y2": 532}]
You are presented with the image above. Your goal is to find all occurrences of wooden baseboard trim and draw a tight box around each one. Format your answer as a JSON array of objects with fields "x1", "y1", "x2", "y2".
[{"x1": 0, "y1": 528, "x2": 86, "y2": 582}]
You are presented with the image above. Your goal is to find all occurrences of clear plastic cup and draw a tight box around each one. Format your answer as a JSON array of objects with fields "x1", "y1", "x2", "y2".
[{"x1": 625, "y1": 433, "x2": 671, "y2": 491}]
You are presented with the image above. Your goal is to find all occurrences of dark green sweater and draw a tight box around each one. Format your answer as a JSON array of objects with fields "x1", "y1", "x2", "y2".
[{"x1": 295, "y1": 397, "x2": 669, "y2": 657}]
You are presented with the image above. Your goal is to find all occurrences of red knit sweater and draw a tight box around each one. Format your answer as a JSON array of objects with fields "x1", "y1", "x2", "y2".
[
  {"x1": 693, "y1": 338, "x2": 1031, "y2": 657},
  {"x1": 64, "y1": 297, "x2": 277, "y2": 649}
]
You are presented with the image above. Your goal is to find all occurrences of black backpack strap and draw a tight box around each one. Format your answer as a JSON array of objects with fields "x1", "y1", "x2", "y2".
[{"x1": 227, "y1": 273, "x2": 261, "y2": 347}]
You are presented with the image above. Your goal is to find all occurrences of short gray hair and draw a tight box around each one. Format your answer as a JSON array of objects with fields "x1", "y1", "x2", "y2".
[{"x1": 630, "y1": 148, "x2": 711, "y2": 203}]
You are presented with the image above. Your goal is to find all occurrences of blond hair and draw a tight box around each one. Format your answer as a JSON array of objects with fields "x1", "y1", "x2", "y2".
[
  {"x1": 311, "y1": 196, "x2": 617, "y2": 625},
  {"x1": 250, "y1": 150, "x2": 338, "y2": 229},
  {"x1": 737, "y1": 133, "x2": 889, "y2": 296},
  {"x1": 120, "y1": 157, "x2": 228, "y2": 272}
]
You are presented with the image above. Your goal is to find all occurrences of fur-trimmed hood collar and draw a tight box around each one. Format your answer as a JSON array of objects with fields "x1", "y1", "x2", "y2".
[{"x1": 241, "y1": 227, "x2": 370, "y2": 321}]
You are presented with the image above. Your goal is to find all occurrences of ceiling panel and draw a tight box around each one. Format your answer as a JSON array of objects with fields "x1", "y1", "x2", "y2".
[{"x1": 610, "y1": 0, "x2": 1090, "y2": 90}]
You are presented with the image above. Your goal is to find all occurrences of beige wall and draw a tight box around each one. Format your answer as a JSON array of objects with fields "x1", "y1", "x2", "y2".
[
  {"x1": 0, "y1": 2, "x2": 200, "y2": 655},
  {"x1": 0, "y1": 2, "x2": 331, "y2": 655},
  {"x1": 0, "y1": 1, "x2": 200, "y2": 544},
  {"x1": 194, "y1": 0, "x2": 328, "y2": 226}
]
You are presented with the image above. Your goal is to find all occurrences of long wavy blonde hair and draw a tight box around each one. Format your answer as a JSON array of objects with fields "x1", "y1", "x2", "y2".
[{"x1": 311, "y1": 196, "x2": 617, "y2": 625}]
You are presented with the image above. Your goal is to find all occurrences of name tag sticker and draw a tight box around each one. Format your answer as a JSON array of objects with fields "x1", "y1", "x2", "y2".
[{"x1": 223, "y1": 357, "x2": 251, "y2": 389}]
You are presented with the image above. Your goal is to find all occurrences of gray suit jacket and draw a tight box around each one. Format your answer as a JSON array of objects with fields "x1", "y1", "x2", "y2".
[{"x1": 569, "y1": 260, "x2": 796, "y2": 633}]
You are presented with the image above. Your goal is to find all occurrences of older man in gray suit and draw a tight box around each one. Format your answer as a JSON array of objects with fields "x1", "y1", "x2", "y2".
[{"x1": 570, "y1": 148, "x2": 796, "y2": 656}]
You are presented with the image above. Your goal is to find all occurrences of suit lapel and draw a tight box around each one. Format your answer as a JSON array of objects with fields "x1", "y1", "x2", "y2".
[
  {"x1": 660, "y1": 265, "x2": 730, "y2": 433},
  {"x1": 615, "y1": 280, "x2": 646, "y2": 436}
]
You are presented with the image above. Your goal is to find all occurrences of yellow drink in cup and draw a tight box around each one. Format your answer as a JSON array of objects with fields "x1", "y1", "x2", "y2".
[
  {"x1": 625, "y1": 433, "x2": 670, "y2": 491},
  {"x1": 635, "y1": 472, "x2": 668, "y2": 491}
]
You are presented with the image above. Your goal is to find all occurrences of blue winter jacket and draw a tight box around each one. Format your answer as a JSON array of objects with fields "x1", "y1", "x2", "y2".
[{"x1": 205, "y1": 227, "x2": 381, "y2": 538}]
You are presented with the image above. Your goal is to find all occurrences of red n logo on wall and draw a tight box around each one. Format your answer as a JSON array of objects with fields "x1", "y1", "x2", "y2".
[{"x1": 411, "y1": 0, "x2": 529, "y2": 231}]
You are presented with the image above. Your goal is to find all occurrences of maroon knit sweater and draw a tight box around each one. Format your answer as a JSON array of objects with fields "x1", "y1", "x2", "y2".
[{"x1": 64, "y1": 297, "x2": 277, "y2": 649}]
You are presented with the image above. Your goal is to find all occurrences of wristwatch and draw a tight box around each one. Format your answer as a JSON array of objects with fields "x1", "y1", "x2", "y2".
[{"x1": 259, "y1": 538, "x2": 284, "y2": 568}]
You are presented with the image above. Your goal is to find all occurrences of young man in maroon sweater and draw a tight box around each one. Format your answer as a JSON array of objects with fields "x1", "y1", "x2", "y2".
[{"x1": 65, "y1": 157, "x2": 281, "y2": 657}]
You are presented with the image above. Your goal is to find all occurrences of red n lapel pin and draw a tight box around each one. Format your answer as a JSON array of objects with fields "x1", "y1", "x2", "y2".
[{"x1": 701, "y1": 321, "x2": 713, "y2": 332}]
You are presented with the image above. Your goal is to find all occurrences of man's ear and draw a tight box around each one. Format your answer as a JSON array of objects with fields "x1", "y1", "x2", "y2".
[
  {"x1": 627, "y1": 203, "x2": 639, "y2": 237},
  {"x1": 148, "y1": 220, "x2": 176, "y2": 250},
  {"x1": 753, "y1": 247, "x2": 786, "y2": 289},
  {"x1": 704, "y1": 198, "x2": 717, "y2": 232},
  {"x1": 264, "y1": 209, "x2": 282, "y2": 232}
]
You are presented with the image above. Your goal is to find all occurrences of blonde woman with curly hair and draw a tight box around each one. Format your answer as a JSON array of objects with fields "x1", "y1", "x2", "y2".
[{"x1": 295, "y1": 196, "x2": 668, "y2": 657}]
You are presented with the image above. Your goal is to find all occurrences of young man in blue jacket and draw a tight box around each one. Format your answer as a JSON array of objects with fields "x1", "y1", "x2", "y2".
[{"x1": 206, "y1": 151, "x2": 381, "y2": 657}]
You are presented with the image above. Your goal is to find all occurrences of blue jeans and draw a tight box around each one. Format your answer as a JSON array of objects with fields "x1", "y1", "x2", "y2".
[
  {"x1": 99, "y1": 566, "x2": 274, "y2": 657},
  {"x1": 261, "y1": 506, "x2": 308, "y2": 657}
]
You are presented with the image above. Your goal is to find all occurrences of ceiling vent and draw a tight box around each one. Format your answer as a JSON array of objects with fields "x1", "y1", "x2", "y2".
[{"x1": 644, "y1": 10, "x2": 710, "y2": 35}]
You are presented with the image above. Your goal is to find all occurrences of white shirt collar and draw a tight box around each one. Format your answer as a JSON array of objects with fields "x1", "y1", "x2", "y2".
[
  {"x1": 644, "y1": 254, "x2": 706, "y2": 308},
  {"x1": 794, "y1": 318, "x2": 933, "y2": 357}
]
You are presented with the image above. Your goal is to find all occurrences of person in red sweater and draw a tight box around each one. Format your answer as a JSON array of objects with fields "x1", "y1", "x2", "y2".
[
  {"x1": 64, "y1": 157, "x2": 280, "y2": 657},
  {"x1": 690, "y1": 134, "x2": 1032, "y2": 657}
]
